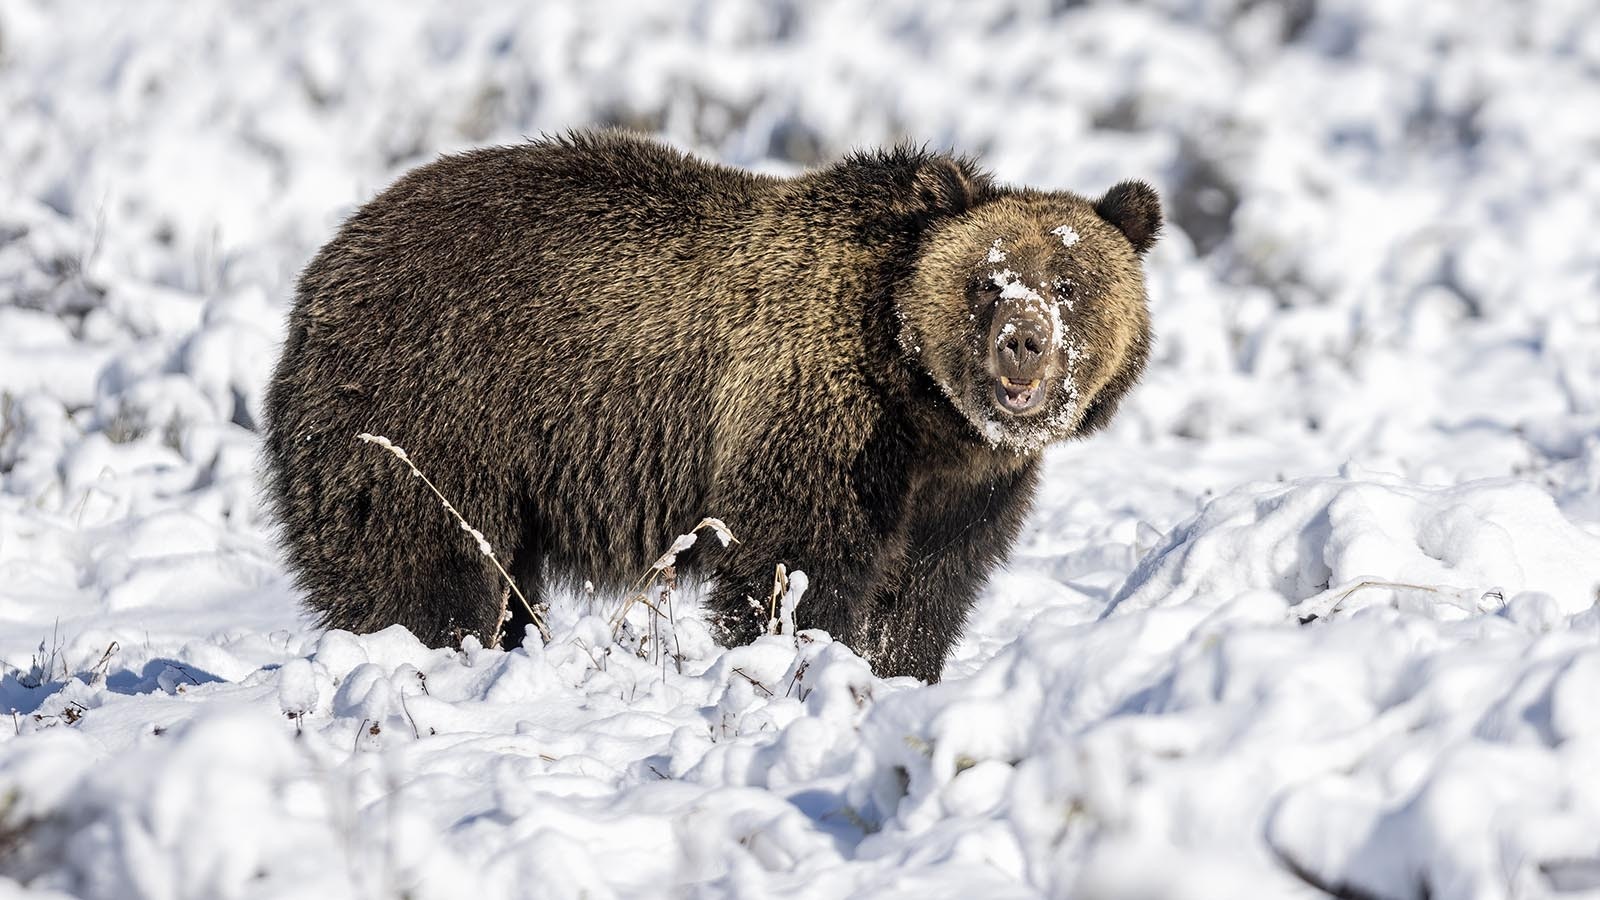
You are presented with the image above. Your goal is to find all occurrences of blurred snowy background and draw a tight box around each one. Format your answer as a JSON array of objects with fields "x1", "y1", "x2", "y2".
[{"x1": 2, "y1": 1, "x2": 1599, "y2": 897}]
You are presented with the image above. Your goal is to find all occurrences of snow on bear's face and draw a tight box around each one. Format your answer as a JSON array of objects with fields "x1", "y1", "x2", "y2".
[{"x1": 899, "y1": 185, "x2": 1159, "y2": 453}]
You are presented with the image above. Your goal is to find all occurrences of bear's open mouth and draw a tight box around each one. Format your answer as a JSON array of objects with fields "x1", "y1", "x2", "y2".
[{"x1": 995, "y1": 376, "x2": 1045, "y2": 414}]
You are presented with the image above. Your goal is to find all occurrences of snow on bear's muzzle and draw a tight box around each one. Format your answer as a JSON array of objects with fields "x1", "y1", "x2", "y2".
[{"x1": 988, "y1": 300, "x2": 1053, "y2": 415}]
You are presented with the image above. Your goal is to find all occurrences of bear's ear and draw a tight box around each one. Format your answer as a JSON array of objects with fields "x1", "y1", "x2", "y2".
[
  {"x1": 888, "y1": 155, "x2": 991, "y2": 224},
  {"x1": 1094, "y1": 180, "x2": 1162, "y2": 255},
  {"x1": 911, "y1": 158, "x2": 983, "y2": 218}
]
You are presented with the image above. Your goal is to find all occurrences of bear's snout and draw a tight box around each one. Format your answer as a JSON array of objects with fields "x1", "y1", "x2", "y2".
[{"x1": 989, "y1": 306, "x2": 1051, "y2": 414}]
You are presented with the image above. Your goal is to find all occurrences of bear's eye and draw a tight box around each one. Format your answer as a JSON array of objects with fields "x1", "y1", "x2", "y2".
[{"x1": 975, "y1": 279, "x2": 1002, "y2": 302}]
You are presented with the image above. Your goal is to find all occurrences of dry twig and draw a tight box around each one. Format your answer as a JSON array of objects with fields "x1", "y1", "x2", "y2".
[{"x1": 358, "y1": 433, "x2": 551, "y2": 644}]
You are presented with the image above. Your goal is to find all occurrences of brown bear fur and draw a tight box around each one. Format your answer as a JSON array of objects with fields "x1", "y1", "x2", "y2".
[{"x1": 262, "y1": 131, "x2": 1158, "y2": 682}]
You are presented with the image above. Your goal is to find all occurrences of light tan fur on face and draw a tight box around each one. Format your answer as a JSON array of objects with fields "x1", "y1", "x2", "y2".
[{"x1": 897, "y1": 193, "x2": 1152, "y2": 453}]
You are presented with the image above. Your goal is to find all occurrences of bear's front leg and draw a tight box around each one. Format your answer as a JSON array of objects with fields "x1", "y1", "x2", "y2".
[
  {"x1": 860, "y1": 460, "x2": 1041, "y2": 682},
  {"x1": 702, "y1": 409, "x2": 913, "y2": 651}
]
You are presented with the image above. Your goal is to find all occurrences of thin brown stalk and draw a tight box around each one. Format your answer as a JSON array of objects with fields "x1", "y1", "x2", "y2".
[{"x1": 357, "y1": 433, "x2": 551, "y2": 644}]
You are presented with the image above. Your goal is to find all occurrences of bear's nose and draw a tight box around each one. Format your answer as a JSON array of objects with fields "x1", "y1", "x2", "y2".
[{"x1": 994, "y1": 314, "x2": 1049, "y2": 381}]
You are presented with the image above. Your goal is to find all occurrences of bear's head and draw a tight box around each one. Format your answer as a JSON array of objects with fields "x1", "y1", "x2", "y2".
[{"x1": 897, "y1": 181, "x2": 1159, "y2": 453}]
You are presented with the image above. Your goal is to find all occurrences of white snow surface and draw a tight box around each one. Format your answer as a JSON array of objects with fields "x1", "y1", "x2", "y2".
[{"x1": 2, "y1": 1, "x2": 1600, "y2": 898}]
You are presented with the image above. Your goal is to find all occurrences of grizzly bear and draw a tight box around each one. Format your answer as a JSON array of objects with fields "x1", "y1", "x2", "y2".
[{"x1": 262, "y1": 131, "x2": 1158, "y2": 682}]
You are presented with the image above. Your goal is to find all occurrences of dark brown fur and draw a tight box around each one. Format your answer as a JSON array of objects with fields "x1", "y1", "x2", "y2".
[{"x1": 263, "y1": 131, "x2": 1159, "y2": 682}]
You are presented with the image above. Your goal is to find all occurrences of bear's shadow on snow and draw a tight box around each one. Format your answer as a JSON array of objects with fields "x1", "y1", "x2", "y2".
[
  {"x1": 0, "y1": 671, "x2": 64, "y2": 715},
  {"x1": 786, "y1": 788, "x2": 871, "y2": 847},
  {"x1": 104, "y1": 658, "x2": 225, "y2": 695},
  {"x1": 1, "y1": 658, "x2": 229, "y2": 715}
]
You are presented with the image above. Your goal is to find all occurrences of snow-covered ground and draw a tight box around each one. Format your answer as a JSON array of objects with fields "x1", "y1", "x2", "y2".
[{"x1": 2, "y1": 1, "x2": 1599, "y2": 897}]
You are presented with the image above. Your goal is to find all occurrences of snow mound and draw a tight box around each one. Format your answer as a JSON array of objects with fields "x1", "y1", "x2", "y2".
[
  {"x1": 1110, "y1": 471, "x2": 1600, "y2": 622},
  {"x1": 0, "y1": 625, "x2": 914, "y2": 897}
]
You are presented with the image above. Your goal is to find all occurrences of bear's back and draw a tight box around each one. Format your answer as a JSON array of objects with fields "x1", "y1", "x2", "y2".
[
  {"x1": 272, "y1": 134, "x2": 801, "y2": 588},
  {"x1": 368, "y1": 132, "x2": 774, "y2": 237}
]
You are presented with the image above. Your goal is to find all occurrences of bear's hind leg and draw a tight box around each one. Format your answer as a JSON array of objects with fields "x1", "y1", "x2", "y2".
[
  {"x1": 499, "y1": 528, "x2": 547, "y2": 649},
  {"x1": 327, "y1": 474, "x2": 513, "y2": 650},
  {"x1": 417, "y1": 551, "x2": 505, "y2": 648}
]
